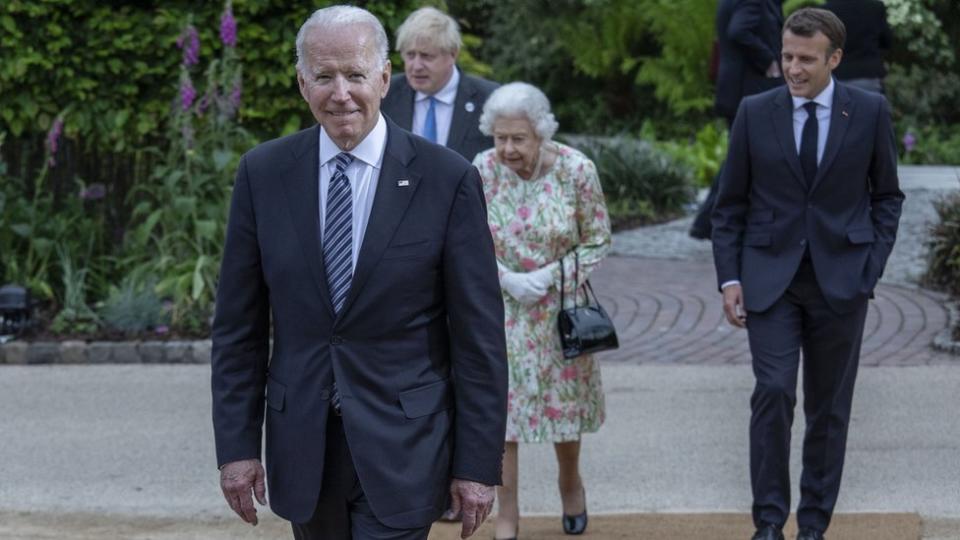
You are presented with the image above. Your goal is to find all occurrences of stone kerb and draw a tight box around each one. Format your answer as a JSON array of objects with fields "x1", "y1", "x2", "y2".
[{"x1": 0, "y1": 340, "x2": 211, "y2": 365}]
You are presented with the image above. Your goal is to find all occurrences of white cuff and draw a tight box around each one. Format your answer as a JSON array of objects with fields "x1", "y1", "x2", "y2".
[{"x1": 721, "y1": 280, "x2": 741, "y2": 290}]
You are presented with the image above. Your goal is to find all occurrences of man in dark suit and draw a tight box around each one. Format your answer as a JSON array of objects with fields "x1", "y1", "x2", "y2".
[
  {"x1": 825, "y1": 0, "x2": 893, "y2": 94},
  {"x1": 690, "y1": 0, "x2": 785, "y2": 239},
  {"x1": 712, "y1": 8, "x2": 903, "y2": 540},
  {"x1": 211, "y1": 6, "x2": 508, "y2": 540},
  {"x1": 380, "y1": 6, "x2": 497, "y2": 162}
]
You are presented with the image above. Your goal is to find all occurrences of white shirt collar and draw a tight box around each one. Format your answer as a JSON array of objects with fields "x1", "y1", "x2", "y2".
[
  {"x1": 415, "y1": 66, "x2": 459, "y2": 105},
  {"x1": 319, "y1": 112, "x2": 387, "y2": 168},
  {"x1": 792, "y1": 77, "x2": 834, "y2": 111}
]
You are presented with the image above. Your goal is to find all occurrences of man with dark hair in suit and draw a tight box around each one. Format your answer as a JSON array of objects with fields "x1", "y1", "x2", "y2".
[
  {"x1": 690, "y1": 0, "x2": 785, "y2": 240},
  {"x1": 211, "y1": 5, "x2": 508, "y2": 540},
  {"x1": 380, "y1": 6, "x2": 497, "y2": 162},
  {"x1": 712, "y1": 7, "x2": 903, "y2": 540}
]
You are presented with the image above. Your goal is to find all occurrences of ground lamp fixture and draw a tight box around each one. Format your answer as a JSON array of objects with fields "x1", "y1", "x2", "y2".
[{"x1": 0, "y1": 284, "x2": 34, "y2": 340}]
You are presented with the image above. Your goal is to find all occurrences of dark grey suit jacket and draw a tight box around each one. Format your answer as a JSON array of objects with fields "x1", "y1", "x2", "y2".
[
  {"x1": 715, "y1": 0, "x2": 785, "y2": 121},
  {"x1": 381, "y1": 71, "x2": 498, "y2": 162},
  {"x1": 211, "y1": 118, "x2": 508, "y2": 528},
  {"x1": 712, "y1": 82, "x2": 904, "y2": 314}
]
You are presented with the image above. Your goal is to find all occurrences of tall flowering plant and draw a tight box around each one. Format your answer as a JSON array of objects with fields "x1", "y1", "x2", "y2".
[{"x1": 124, "y1": 1, "x2": 254, "y2": 331}]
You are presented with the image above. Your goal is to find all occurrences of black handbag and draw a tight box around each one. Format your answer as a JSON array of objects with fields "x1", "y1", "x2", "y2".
[{"x1": 558, "y1": 251, "x2": 619, "y2": 359}]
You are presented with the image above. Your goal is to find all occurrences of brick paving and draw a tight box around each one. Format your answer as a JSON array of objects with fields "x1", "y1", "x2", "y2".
[{"x1": 594, "y1": 165, "x2": 960, "y2": 367}]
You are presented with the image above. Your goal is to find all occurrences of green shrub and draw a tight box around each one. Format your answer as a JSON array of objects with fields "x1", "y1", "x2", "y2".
[
  {"x1": 657, "y1": 121, "x2": 728, "y2": 188},
  {"x1": 923, "y1": 192, "x2": 960, "y2": 296},
  {"x1": 565, "y1": 135, "x2": 696, "y2": 229},
  {"x1": 899, "y1": 124, "x2": 960, "y2": 166},
  {"x1": 99, "y1": 278, "x2": 168, "y2": 335}
]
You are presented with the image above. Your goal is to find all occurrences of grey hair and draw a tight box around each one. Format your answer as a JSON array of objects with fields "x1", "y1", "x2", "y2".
[
  {"x1": 295, "y1": 5, "x2": 389, "y2": 73},
  {"x1": 478, "y1": 82, "x2": 559, "y2": 141},
  {"x1": 395, "y1": 7, "x2": 462, "y2": 55}
]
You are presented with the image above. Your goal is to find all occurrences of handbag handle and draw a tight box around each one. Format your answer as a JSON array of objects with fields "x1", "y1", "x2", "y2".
[{"x1": 560, "y1": 251, "x2": 595, "y2": 310}]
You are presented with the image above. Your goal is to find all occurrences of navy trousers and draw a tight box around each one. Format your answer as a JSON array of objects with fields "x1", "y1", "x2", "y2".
[{"x1": 745, "y1": 259, "x2": 868, "y2": 532}]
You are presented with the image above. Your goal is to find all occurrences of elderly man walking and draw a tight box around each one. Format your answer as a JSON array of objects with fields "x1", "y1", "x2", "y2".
[
  {"x1": 380, "y1": 6, "x2": 497, "y2": 162},
  {"x1": 210, "y1": 5, "x2": 508, "y2": 540},
  {"x1": 712, "y1": 8, "x2": 903, "y2": 540}
]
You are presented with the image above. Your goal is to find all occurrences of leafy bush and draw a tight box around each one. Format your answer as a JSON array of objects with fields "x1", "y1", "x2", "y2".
[
  {"x1": 100, "y1": 278, "x2": 168, "y2": 335},
  {"x1": 899, "y1": 124, "x2": 960, "y2": 166},
  {"x1": 565, "y1": 135, "x2": 696, "y2": 229},
  {"x1": 657, "y1": 121, "x2": 728, "y2": 188},
  {"x1": 924, "y1": 192, "x2": 960, "y2": 296}
]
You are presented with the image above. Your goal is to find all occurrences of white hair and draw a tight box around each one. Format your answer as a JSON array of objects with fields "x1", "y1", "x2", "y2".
[
  {"x1": 395, "y1": 7, "x2": 462, "y2": 55},
  {"x1": 478, "y1": 82, "x2": 559, "y2": 141},
  {"x1": 295, "y1": 5, "x2": 389, "y2": 73}
]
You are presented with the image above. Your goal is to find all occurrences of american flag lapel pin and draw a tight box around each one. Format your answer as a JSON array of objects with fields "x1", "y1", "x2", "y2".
[{"x1": 397, "y1": 179, "x2": 410, "y2": 187}]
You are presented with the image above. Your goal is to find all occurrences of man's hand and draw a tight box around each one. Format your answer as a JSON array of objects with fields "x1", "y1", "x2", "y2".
[
  {"x1": 448, "y1": 479, "x2": 495, "y2": 539},
  {"x1": 220, "y1": 459, "x2": 267, "y2": 526},
  {"x1": 722, "y1": 284, "x2": 747, "y2": 328}
]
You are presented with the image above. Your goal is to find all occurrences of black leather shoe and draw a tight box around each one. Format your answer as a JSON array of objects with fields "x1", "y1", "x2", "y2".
[
  {"x1": 751, "y1": 524, "x2": 784, "y2": 540},
  {"x1": 562, "y1": 488, "x2": 588, "y2": 535},
  {"x1": 796, "y1": 528, "x2": 824, "y2": 540}
]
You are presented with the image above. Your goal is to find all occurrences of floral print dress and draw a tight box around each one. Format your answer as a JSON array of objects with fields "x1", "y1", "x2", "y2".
[{"x1": 473, "y1": 142, "x2": 612, "y2": 443}]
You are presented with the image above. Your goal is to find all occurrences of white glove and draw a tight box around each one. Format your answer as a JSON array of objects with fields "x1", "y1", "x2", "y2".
[{"x1": 498, "y1": 261, "x2": 557, "y2": 305}]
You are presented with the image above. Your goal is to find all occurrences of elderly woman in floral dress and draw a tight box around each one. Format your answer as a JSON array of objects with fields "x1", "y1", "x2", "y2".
[{"x1": 473, "y1": 82, "x2": 611, "y2": 540}]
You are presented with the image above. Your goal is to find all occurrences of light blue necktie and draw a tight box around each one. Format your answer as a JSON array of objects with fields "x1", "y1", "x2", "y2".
[
  {"x1": 423, "y1": 97, "x2": 438, "y2": 143},
  {"x1": 324, "y1": 152, "x2": 354, "y2": 314}
]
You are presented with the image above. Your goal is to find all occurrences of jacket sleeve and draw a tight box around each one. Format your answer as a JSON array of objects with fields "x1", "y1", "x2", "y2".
[
  {"x1": 443, "y1": 166, "x2": 508, "y2": 486},
  {"x1": 727, "y1": 0, "x2": 778, "y2": 74},
  {"x1": 864, "y1": 94, "x2": 904, "y2": 287},
  {"x1": 558, "y1": 156, "x2": 612, "y2": 295},
  {"x1": 712, "y1": 100, "x2": 753, "y2": 289},
  {"x1": 210, "y1": 155, "x2": 271, "y2": 468}
]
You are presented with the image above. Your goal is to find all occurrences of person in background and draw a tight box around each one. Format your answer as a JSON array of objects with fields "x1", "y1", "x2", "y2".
[
  {"x1": 712, "y1": 8, "x2": 903, "y2": 540},
  {"x1": 690, "y1": 0, "x2": 785, "y2": 240},
  {"x1": 824, "y1": 0, "x2": 893, "y2": 94},
  {"x1": 473, "y1": 82, "x2": 612, "y2": 540},
  {"x1": 380, "y1": 6, "x2": 497, "y2": 162}
]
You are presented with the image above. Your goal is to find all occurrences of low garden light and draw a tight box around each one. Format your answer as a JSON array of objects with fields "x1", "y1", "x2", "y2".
[{"x1": 0, "y1": 284, "x2": 34, "y2": 338}]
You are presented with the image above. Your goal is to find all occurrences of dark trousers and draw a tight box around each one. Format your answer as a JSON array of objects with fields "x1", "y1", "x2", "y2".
[
  {"x1": 291, "y1": 413, "x2": 431, "y2": 540},
  {"x1": 745, "y1": 260, "x2": 868, "y2": 532}
]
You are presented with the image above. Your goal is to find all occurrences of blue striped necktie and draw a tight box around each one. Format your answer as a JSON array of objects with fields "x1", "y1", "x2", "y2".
[{"x1": 324, "y1": 152, "x2": 354, "y2": 314}]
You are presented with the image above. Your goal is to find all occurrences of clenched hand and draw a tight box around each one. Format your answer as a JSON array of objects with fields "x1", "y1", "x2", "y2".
[
  {"x1": 448, "y1": 479, "x2": 495, "y2": 539},
  {"x1": 220, "y1": 459, "x2": 267, "y2": 525}
]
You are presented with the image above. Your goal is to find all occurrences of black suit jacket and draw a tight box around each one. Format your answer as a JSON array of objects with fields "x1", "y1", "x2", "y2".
[
  {"x1": 380, "y1": 71, "x2": 498, "y2": 162},
  {"x1": 711, "y1": 81, "x2": 904, "y2": 314},
  {"x1": 825, "y1": 0, "x2": 893, "y2": 80},
  {"x1": 211, "y1": 119, "x2": 508, "y2": 528},
  {"x1": 715, "y1": 0, "x2": 785, "y2": 121}
]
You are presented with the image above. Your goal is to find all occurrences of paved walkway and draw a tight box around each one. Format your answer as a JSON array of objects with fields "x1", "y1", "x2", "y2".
[{"x1": 601, "y1": 165, "x2": 960, "y2": 367}]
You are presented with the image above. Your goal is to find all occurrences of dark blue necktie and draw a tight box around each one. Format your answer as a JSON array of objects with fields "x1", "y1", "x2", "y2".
[
  {"x1": 324, "y1": 152, "x2": 353, "y2": 414},
  {"x1": 424, "y1": 97, "x2": 438, "y2": 143},
  {"x1": 800, "y1": 101, "x2": 819, "y2": 188}
]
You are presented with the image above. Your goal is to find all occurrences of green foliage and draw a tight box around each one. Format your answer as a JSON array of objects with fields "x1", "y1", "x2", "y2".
[
  {"x1": 99, "y1": 278, "x2": 168, "y2": 335},
  {"x1": 899, "y1": 124, "x2": 960, "y2": 166},
  {"x1": 567, "y1": 135, "x2": 696, "y2": 229},
  {"x1": 49, "y1": 248, "x2": 99, "y2": 335},
  {"x1": 657, "y1": 121, "x2": 729, "y2": 188},
  {"x1": 924, "y1": 192, "x2": 960, "y2": 296},
  {"x1": 783, "y1": 0, "x2": 824, "y2": 16}
]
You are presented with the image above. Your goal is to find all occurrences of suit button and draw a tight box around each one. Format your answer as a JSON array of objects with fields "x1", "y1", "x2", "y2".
[
  {"x1": 331, "y1": 335, "x2": 343, "y2": 345},
  {"x1": 807, "y1": 203, "x2": 813, "y2": 209},
  {"x1": 800, "y1": 239, "x2": 807, "y2": 247}
]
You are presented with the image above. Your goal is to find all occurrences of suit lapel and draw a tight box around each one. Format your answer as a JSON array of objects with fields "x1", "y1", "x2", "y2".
[
  {"x1": 338, "y1": 121, "x2": 421, "y2": 317},
  {"x1": 279, "y1": 125, "x2": 335, "y2": 316},
  {"x1": 810, "y1": 82, "x2": 854, "y2": 194},
  {"x1": 447, "y1": 73, "x2": 475, "y2": 154},
  {"x1": 771, "y1": 88, "x2": 806, "y2": 189}
]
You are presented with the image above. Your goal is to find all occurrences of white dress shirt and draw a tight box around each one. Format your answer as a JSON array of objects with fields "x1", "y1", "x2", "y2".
[
  {"x1": 412, "y1": 67, "x2": 459, "y2": 146},
  {"x1": 318, "y1": 113, "x2": 387, "y2": 271},
  {"x1": 721, "y1": 78, "x2": 835, "y2": 291},
  {"x1": 791, "y1": 76, "x2": 834, "y2": 164}
]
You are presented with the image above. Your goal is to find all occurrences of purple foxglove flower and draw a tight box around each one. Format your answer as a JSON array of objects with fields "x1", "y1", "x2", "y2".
[
  {"x1": 46, "y1": 117, "x2": 64, "y2": 167},
  {"x1": 154, "y1": 325, "x2": 170, "y2": 335},
  {"x1": 80, "y1": 183, "x2": 107, "y2": 200},
  {"x1": 220, "y1": 4, "x2": 237, "y2": 47},
  {"x1": 177, "y1": 25, "x2": 200, "y2": 66},
  {"x1": 180, "y1": 76, "x2": 196, "y2": 111},
  {"x1": 902, "y1": 131, "x2": 916, "y2": 153}
]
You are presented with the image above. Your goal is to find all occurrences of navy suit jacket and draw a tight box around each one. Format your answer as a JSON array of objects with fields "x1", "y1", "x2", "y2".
[
  {"x1": 381, "y1": 71, "x2": 498, "y2": 162},
  {"x1": 711, "y1": 82, "x2": 904, "y2": 314},
  {"x1": 715, "y1": 0, "x2": 785, "y2": 121},
  {"x1": 211, "y1": 119, "x2": 508, "y2": 528}
]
